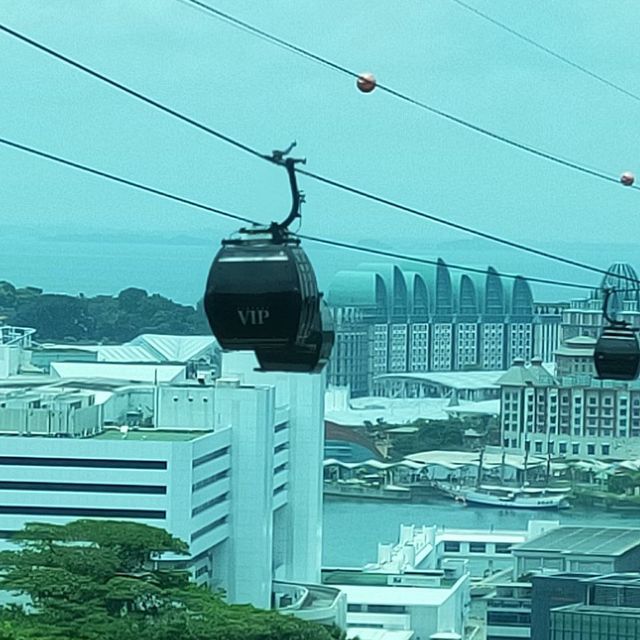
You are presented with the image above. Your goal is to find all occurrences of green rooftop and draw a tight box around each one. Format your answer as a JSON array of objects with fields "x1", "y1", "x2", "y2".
[{"x1": 92, "y1": 429, "x2": 206, "y2": 442}]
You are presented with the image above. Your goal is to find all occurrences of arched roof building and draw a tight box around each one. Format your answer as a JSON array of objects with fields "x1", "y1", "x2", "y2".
[
  {"x1": 327, "y1": 261, "x2": 536, "y2": 396},
  {"x1": 329, "y1": 261, "x2": 533, "y2": 322}
]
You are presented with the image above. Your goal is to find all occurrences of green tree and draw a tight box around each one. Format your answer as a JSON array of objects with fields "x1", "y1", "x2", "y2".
[
  {"x1": 0, "y1": 520, "x2": 338, "y2": 640},
  {"x1": 0, "y1": 279, "x2": 210, "y2": 343}
]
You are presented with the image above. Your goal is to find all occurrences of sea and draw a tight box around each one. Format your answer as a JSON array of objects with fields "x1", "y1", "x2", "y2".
[
  {"x1": 4, "y1": 228, "x2": 638, "y2": 305},
  {"x1": 322, "y1": 498, "x2": 640, "y2": 567}
]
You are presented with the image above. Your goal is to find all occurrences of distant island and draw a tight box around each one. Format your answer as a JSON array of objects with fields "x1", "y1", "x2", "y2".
[{"x1": 0, "y1": 281, "x2": 210, "y2": 343}]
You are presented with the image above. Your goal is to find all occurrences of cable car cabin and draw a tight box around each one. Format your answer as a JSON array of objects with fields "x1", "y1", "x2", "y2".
[
  {"x1": 594, "y1": 324, "x2": 640, "y2": 381},
  {"x1": 204, "y1": 233, "x2": 320, "y2": 353},
  {"x1": 256, "y1": 300, "x2": 334, "y2": 373}
]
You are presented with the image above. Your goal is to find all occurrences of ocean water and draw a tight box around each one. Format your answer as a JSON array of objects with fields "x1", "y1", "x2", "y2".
[
  {"x1": 3, "y1": 230, "x2": 635, "y2": 305},
  {"x1": 322, "y1": 498, "x2": 640, "y2": 567}
]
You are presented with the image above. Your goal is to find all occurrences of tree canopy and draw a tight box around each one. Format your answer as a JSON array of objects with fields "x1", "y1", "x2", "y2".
[
  {"x1": 0, "y1": 520, "x2": 343, "y2": 640},
  {"x1": 0, "y1": 281, "x2": 210, "y2": 343}
]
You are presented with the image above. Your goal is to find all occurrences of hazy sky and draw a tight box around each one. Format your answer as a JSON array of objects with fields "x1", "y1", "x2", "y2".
[{"x1": 2, "y1": 1, "x2": 640, "y2": 293}]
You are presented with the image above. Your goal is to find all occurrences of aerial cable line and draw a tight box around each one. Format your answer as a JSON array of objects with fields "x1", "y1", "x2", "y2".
[
  {"x1": 0, "y1": 135, "x2": 606, "y2": 293},
  {"x1": 296, "y1": 165, "x2": 640, "y2": 287},
  {"x1": 1, "y1": 23, "x2": 639, "y2": 287},
  {"x1": 0, "y1": 137, "x2": 255, "y2": 225},
  {"x1": 298, "y1": 234, "x2": 598, "y2": 292},
  {"x1": 175, "y1": 0, "x2": 636, "y2": 190},
  {"x1": 0, "y1": 24, "x2": 265, "y2": 163},
  {"x1": 448, "y1": 0, "x2": 640, "y2": 106}
]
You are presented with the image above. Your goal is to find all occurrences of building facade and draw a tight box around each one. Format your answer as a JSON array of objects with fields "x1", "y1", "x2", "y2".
[
  {"x1": 327, "y1": 261, "x2": 538, "y2": 397},
  {"x1": 549, "y1": 574, "x2": 640, "y2": 640},
  {"x1": 499, "y1": 339, "x2": 640, "y2": 458},
  {"x1": 561, "y1": 262, "x2": 640, "y2": 342},
  {"x1": 0, "y1": 350, "x2": 344, "y2": 627}
]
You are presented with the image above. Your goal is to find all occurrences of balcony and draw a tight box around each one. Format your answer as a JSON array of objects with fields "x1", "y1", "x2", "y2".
[{"x1": 273, "y1": 580, "x2": 347, "y2": 629}]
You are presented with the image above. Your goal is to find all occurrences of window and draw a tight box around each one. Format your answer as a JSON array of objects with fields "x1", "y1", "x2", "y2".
[
  {"x1": 0, "y1": 456, "x2": 167, "y2": 470},
  {"x1": 495, "y1": 543, "x2": 512, "y2": 554},
  {"x1": 193, "y1": 447, "x2": 230, "y2": 468},
  {"x1": 191, "y1": 492, "x2": 228, "y2": 517},
  {"x1": 367, "y1": 604, "x2": 407, "y2": 614},
  {"x1": 0, "y1": 505, "x2": 165, "y2": 519},
  {"x1": 0, "y1": 480, "x2": 166, "y2": 494},
  {"x1": 191, "y1": 516, "x2": 228, "y2": 542},
  {"x1": 192, "y1": 470, "x2": 229, "y2": 492},
  {"x1": 587, "y1": 444, "x2": 596, "y2": 456},
  {"x1": 444, "y1": 541, "x2": 460, "y2": 552},
  {"x1": 601, "y1": 444, "x2": 610, "y2": 456},
  {"x1": 487, "y1": 611, "x2": 531, "y2": 626},
  {"x1": 469, "y1": 542, "x2": 486, "y2": 553}
]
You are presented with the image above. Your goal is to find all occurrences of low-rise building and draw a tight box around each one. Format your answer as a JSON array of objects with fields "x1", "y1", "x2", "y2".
[
  {"x1": 323, "y1": 566, "x2": 469, "y2": 640},
  {"x1": 548, "y1": 573, "x2": 640, "y2": 640}
]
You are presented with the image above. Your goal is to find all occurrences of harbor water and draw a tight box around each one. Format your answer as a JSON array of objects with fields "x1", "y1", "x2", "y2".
[{"x1": 322, "y1": 497, "x2": 640, "y2": 567}]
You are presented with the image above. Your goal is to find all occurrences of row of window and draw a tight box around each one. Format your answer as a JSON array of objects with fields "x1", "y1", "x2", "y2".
[
  {"x1": 191, "y1": 492, "x2": 229, "y2": 517},
  {"x1": 347, "y1": 604, "x2": 407, "y2": 614},
  {"x1": 190, "y1": 516, "x2": 228, "y2": 543},
  {"x1": 192, "y1": 469, "x2": 229, "y2": 492},
  {"x1": 0, "y1": 456, "x2": 167, "y2": 470},
  {"x1": 443, "y1": 541, "x2": 512, "y2": 554},
  {"x1": 192, "y1": 446, "x2": 230, "y2": 469},
  {"x1": 0, "y1": 480, "x2": 166, "y2": 494},
  {"x1": 0, "y1": 505, "x2": 166, "y2": 519}
]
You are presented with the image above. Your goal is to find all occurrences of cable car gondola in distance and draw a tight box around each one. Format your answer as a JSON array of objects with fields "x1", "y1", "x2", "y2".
[
  {"x1": 203, "y1": 145, "x2": 334, "y2": 374},
  {"x1": 593, "y1": 288, "x2": 640, "y2": 381}
]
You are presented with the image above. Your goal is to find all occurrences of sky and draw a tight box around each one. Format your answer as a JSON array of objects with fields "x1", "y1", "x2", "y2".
[{"x1": 1, "y1": 1, "x2": 640, "y2": 301}]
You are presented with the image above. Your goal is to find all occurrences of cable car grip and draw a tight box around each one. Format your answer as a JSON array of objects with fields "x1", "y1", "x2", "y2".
[
  {"x1": 602, "y1": 287, "x2": 639, "y2": 331},
  {"x1": 265, "y1": 141, "x2": 307, "y2": 241},
  {"x1": 232, "y1": 142, "x2": 306, "y2": 244}
]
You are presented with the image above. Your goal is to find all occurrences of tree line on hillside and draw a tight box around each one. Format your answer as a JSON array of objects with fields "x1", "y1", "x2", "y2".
[
  {"x1": 0, "y1": 520, "x2": 345, "y2": 640},
  {"x1": 0, "y1": 281, "x2": 210, "y2": 343}
]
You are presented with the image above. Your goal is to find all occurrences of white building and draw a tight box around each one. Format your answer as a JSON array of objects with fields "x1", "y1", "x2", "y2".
[
  {"x1": 0, "y1": 350, "x2": 345, "y2": 628},
  {"x1": 499, "y1": 345, "x2": 640, "y2": 459}
]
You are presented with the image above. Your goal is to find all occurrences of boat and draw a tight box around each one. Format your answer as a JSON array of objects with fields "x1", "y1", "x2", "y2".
[
  {"x1": 323, "y1": 479, "x2": 412, "y2": 501},
  {"x1": 448, "y1": 446, "x2": 571, "y2": 509},
  {"x1": 454, "y1": 485, "x2": 570, "y2": 509}
]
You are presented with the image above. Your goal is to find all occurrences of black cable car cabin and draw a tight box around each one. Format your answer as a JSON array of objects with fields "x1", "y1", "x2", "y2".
[
  {"x1": 204, "y1": 233, "x2": 319, "y2": 352},
  {"x1": 255, "y1": 299, "x2": 334, "y2": 373},
  {"x1": 594, "y1": 324, "x2": 640, "y2": 381},
  {"x1": 593, "y1": 288, "x2": 640, "y2": 381},
  {"x1": 203, "y1": 146, "x2": 334, "y2": 373}
]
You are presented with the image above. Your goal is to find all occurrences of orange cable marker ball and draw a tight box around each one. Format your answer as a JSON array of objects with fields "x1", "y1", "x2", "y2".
[
  {"x1": 620, "y1": 171, "x2": 635, "y2": 186},
  {"x1": 356, "y1": 72, "x2": 377, "y2": 93}
]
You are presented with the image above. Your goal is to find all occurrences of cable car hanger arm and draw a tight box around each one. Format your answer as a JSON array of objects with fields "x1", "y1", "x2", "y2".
[{"x1": 258, "y1": 141, "x2": 307, "y2": 236}]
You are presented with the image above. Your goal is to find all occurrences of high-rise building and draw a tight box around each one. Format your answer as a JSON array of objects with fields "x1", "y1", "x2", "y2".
[
  {"x1": 327, "y1": 260, "x2": 537, "y2": 396},
  {"x1": 0, "y1": 348, "x2": 345, "y2": 627}
]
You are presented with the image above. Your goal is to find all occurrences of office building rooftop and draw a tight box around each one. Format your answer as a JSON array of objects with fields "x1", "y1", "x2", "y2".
[{"x1": 515, "y1": 526, "x2": 640, "y2": 556}]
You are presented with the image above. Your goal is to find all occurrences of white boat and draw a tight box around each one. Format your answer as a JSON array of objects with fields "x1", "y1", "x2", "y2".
[{"x1": 455, "y1": 485, "x2": 570, "y2": 509}]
